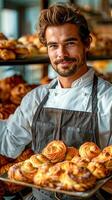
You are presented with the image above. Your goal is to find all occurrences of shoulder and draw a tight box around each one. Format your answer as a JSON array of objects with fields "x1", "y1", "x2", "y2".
[
  {"x1": 20, "y1": 78, "x2": 57, "y2": 106},
  {"x1": 97, "y1": 77, "x2": 112, "y2": 97}
]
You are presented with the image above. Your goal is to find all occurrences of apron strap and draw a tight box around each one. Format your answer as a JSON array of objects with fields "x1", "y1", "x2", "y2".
[
  {"x1": 92, "y1": 75, "x2": 100, "y2": 147},
  {"x1": 32, "y1": 81, "x2": 58, "y2": 150}
]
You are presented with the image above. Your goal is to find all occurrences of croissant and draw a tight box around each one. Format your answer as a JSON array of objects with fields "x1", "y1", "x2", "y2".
[
  {"x1": 64, "y1": 147, "x2": 79, "y2": 161},
  {"x1": 79, "y1": 142, "x2": 101, "y2": 161},
  {"x1": 42, "y1": 140, "x2": 67, "y2": 163}
]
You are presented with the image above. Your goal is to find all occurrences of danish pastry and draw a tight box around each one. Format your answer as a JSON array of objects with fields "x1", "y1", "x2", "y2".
[
  {"x1": 42, "y1": 140, "x2": 67, "y2": 163},
  {"x1": 33, "y1": 163, "x2": 53, "y2": 187},
  {"x1": 71, "y1": 155, "x2": 89, "y2": 168},
  {"x1": 30, "y1": 153, "x2": 50, "y2": 168},
  {"x1": 79, "y1": 142, "x2": 101, "y2": 161},
  {"x1": 8, "y1": 160, "x2": 37, "y2": 183},
  {"x1": 87, "y1": 160, "x2": 110, "y2": 179},
  {"x1": 49, "y1": 161, "x2": 96, "y2": 192},
  {"x1": 92, "y1": 145, "x2": 112, "y2": 171},
  {"x1": 64, "y1": 147, "x2": 79, "y2": 161}
]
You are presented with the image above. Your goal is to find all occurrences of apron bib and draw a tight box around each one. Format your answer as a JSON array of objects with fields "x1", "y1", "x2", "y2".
[{"x1": 31, "y1": 75, "x2": 100, "y2": 200}]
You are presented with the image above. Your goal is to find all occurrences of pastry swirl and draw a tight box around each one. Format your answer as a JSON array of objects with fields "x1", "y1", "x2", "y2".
[
  {"x1": 79, "y1": 142, "x2": 101, "y2": 161},
  {"x1": 64, "y1": 147, "x2": 79, "y2": 161},
  {"x1": 42, "y1": 140, "x2": 67, "y2": 163}
]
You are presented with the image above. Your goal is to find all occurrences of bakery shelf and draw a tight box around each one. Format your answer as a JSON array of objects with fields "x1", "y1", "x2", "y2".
[
  {"x1": 0, "y1": 55, "x2": 50, "y2": 66},
  {"x1": 87, "y1": 55, "x2": 112, "y2": 61},
  {"x1": 0, "y1": 55, "x2": 112, "y2": 66}
]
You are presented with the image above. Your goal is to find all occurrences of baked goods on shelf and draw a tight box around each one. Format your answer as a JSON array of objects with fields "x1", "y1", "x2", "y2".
[
  {"x1": 0, "y1": 32, "x2": 47, "y2": 60},
  {"x1": 7, "y1": 140, "x2": 112, "y2": 193}
]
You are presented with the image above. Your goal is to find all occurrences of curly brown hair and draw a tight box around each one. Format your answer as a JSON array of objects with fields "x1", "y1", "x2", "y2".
[{"x1": 37, "y1": 3, "x2": 91, "y2": 46}]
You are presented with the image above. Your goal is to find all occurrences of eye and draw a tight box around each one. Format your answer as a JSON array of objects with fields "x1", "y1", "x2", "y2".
[
  {"x1": 48, "y1": 44, "x2": 58, "y2": 49},
  {"x1": 65, "y1": 41, "x2": 76, "y2": 47}
]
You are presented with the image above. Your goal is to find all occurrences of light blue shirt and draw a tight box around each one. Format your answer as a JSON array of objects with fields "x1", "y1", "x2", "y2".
[{"x1": 0, "y1": 68, "x2": 112, "y2": 158}]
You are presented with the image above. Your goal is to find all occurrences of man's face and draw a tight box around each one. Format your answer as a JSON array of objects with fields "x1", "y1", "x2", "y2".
[{"x1": 45, "y1": 23, "x2": 89, "y2": 78}]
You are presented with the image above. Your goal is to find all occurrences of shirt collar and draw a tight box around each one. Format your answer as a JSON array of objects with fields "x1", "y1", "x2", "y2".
[{"x1": 57, "y1": 68, "x2": 94, "y2": 89}]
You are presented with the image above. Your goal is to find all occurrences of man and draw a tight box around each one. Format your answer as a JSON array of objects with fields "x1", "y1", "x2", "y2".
[{"x1": 0, "y1": 3, "x2": 112, "y2": 200}]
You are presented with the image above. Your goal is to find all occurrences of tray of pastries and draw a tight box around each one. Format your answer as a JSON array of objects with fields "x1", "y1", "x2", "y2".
[{"x1": 0, "y1": 140, "x2": 112, "y2": 198}]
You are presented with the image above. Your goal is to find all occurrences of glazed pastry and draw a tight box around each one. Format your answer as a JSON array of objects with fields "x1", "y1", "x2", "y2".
[
  {"x1": 87, "y1": 161, "x2": 110, "y2": 179},
  {"x1": 14, "y1": 44, "x2": 29, "y2": 58},
  {"x1": 26, "y1": 44, "x2": 39, "y2": 57},
  {"x1": 49, "y1": 161, "x2": 96, "y2": 192},
  {"x1": 0, "y1": 39, "x2": 17, "y2": 49},
  {"x1": 42, "y1": 140, "x2": 67, "y2": 163},
  {"x1": 64, "y1": 147, "x2": 79, "y2": 161},
  {"x1": 8, "y1": 160, "x2": 37, "y2": 182},
  {"x1": 33, "y1": 163, "x2": 53, "y2": 187},
  {"x1": 0, "y1": 49, "x2": 16, "y2": 60},
  {"x1": 92, "y1": 145, "x2": 112, "y2": 171},
  {"x1": 30, "y1": 153, "x2": 50, "y2": 168},
  {"x1": 79, "y1": 142, "x2": 101, "y2": 161},
  {"x1": 71, "y1": 155, "x2": 89, "y2": 168}
]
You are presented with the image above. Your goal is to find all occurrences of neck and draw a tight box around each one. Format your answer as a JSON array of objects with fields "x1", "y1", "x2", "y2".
[{"x1": 58, "y1": 65, "x2": 88, "y2": 88}]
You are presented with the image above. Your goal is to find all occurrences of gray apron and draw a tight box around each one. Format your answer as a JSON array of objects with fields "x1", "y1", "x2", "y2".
[{"x1": 30, "y1": 75, "x2": 103, "y2": 200}]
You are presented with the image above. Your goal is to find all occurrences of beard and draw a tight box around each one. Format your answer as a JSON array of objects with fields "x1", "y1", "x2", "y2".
[{"x1": 52, "y1": 55, "x2": 86, "y2": 77}]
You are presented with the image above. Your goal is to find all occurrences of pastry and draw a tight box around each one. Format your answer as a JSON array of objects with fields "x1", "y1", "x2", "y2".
[
  {"x1": 30, "y1": 153, "x2": 50, "y2": 168},
  {"x1": 71, "y1": 155, "x2": 89, "y2": 167},
  {"x1": 33, "y1": 163, "x2": 53, "y2": 187},
  {"x1": 0, "y1": 49, "x2": 16, "y2": 60},
  {"x1": 0, "y1": 39, "x2": 17, "y2": 49},
  {"x1": 92, "y1": 145, "x2": 112, "y2": 171},
  {"x1": 64, "y1": 146, "x2": 79, "y2": 161},
  {"x1": 79, "y1": 142, "x2": 101, "y2": 161},
  {"x1": 42, "y1": 140, "x2": 67, "y2": 163},
  {"x1": 48, "y1": 161, "x2": 96, "y2": 192},
  {"x1": 87, "y1": 160, "x2": 110, "y2": 179},
  {"x1": 14, "y1": 44, "x2": 29, "y2": 58},
  {"x1": 26, "y1": 44, "x2": 39, "y2": 57},
  {"x1": 8, "y1": 160, "x2": 37, "y2": 183}
]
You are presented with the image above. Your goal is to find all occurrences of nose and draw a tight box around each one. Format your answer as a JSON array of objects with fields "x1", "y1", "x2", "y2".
[{"x1": 57, "y1": 45, "x2": 68, "y2": 58}]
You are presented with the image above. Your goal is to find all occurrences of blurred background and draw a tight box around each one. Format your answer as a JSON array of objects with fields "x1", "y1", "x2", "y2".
[{"x1": 0, "y1": 0, "x2": 112, "y2": 84}]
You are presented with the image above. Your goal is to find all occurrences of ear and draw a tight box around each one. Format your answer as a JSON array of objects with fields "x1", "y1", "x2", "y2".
[{"x1": 85, "y1": 35, "x2": 92, "y2": 52}]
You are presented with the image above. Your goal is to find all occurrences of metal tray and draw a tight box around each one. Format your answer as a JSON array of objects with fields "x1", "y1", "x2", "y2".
[{"x1": 0, "y1": 173, "x2": 112, "y2": 199}]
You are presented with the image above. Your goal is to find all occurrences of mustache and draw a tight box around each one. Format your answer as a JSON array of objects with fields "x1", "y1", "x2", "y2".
[{"x1": 54, "y1": 57, "x2": 77, "y2": 65}]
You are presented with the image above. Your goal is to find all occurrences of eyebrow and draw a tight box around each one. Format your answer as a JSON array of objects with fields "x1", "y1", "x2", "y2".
[{"x1": 47, "y1": 37, "x2": 78, "y2": 46}]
